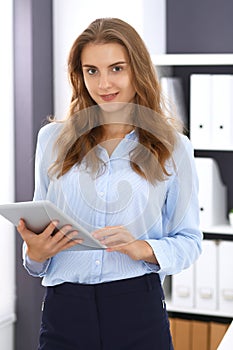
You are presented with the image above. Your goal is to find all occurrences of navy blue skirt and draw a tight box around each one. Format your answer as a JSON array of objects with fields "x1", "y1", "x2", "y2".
[{"x1": 39, "y1": 273, "x2": 174, "y2": 350}]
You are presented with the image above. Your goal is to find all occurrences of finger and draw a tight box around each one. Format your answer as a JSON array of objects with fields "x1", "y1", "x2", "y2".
[
  {"x1": 52, "y1": 229, "x2": 83, "y2": 249},
  {"x1": 92, "y1": 226, "x2": 123, "y2": 240},
  {"x1": 60, "y1": 237, "x2": 84, "y2": 251},
  {"x1": 106, "y1": 244, "x2": 128, "y2": 253},
  {"x1": 53, "y1": 232, "x2": 83, "y2": 253},
  {"x1": 17, "y1": 218, "x2": 26, "y2": 232},
  {"x1": 100, "y1": 235, "x2": 124, "y2": 246},
  {"x1": 17, "y1": 219, "x2": 34, "y2": 240},
  {"x1": 94, "y1": 229, "x2": 134, "y2": 246},
  {"x1": 41, "y1": 220, "x2": 59, "y2": 238},
  {"x1": 51, "y1": 225, "x2": 74, "y2": 243},
  {"x1": 106, "y1": 237, "x2": 138, "y2": 251}
]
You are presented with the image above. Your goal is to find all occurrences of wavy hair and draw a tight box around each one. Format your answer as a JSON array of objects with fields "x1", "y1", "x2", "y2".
[{"x1": 49, "y1": 18, "x2": 182, "y2": 183}]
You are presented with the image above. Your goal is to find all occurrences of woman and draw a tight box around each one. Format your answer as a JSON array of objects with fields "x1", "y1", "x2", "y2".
[{"x1": 17, "y1": 18, "x2": 202, "y2": 350}]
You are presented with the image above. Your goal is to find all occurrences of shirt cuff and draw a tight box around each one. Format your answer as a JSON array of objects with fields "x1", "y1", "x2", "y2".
[
  {"x1": 143, "y1": 239, "x2": 161, "y2": 272},
  {"x1": 24, "y1": 255, "x2": 51, "y2": 277}
]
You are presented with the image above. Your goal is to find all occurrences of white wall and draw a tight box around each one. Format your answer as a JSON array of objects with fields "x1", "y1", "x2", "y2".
[
  {"x1": 53, "y1": 0, "x2": 166, "y2": 119},
  {"x1": 0, "y1": 0, "x2": 16, "y2": 342}
]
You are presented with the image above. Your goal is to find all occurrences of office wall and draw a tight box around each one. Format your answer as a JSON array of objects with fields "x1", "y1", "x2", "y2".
[
  {"x1": 0, "y1": 1, "x2": 16, "y2": 347},
  {"x1": 166, "y1": 0, "x2": 233, "y2": 210},
  {"x1": 53, "y1": 0, "x2": 166, "y2": 119},
  {"x1": 167, "y1": 0, "x2": 233, "y2": 53},
  {"x1": 14, "y1": 0, "x2": 53, "y2": 349}
]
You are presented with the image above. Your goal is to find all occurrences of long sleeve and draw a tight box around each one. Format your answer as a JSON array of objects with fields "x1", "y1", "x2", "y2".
[
  {"x1": 22, "y1": 123, "x2": 61, "y2": 277},
  {"x1": 145, "y1": 135, "x2": 203, "y2": 275}
]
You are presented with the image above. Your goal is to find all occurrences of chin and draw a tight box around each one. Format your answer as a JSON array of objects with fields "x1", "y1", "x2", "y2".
[{"x1": 98, "y1": 101, "x2": 132, "y2": 114}]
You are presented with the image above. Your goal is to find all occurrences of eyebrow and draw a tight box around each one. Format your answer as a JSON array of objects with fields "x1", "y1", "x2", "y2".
[{"x1": 82, "y1": 61, "x2": 128, "y2": 68}]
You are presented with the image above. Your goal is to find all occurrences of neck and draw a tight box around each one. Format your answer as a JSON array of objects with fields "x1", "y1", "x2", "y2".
[
  {"x1": 101, "y1": 123, "x2": 134, "y2": 140},
  {"x1": 99, "y1": 103, "x2": 135, "y2": 139}
]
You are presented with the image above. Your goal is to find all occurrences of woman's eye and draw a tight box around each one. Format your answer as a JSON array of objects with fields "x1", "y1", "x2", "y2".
[
  {"x1": 87, "y1": 68, "x2": 97, "y2": 75},
  {"x1": 112, "y1": 66, "x2": 122, "y2": 72}
]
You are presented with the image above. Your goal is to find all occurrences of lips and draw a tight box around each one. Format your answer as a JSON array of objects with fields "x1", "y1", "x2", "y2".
[{"x1": 100, "y1": 92, "x2": 118, "y2": 102}]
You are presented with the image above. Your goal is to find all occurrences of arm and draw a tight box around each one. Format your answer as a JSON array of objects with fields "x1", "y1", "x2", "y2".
[
  {"x1": 21, "y1": 125, "x2": 51, "y2": 277},
  {"x1": 146, "y1": 135, "x2": 203, "y2": 275},
  {"x1": 19, "y1": 219, "x2": 83, "y2": 277},
  {"x1": 92, "y1": 226, "x2": 158, "y2": 263},
  {"x1": 93, "y1": 135, "x2": 202, "y2": 275},
  {"x1": 20, "y1": 123, "x2": 74, "y2": 277}
]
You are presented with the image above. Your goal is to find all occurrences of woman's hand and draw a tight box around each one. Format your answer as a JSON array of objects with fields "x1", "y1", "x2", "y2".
[
  {"x1": 92, "y1": 226, "x2": 158, "y2": 264},
  {"x1": 17, "y1": 219, "x2": 83, "y2": 263}
]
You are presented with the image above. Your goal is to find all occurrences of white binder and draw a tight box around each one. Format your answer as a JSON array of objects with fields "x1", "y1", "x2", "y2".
[
  {"x1": 195, "y1": 240, "x2": 218, "y2": 310},
  {"x1": 190, "y1": 74, "x2": 212, "y2": 149},
  {"x1": 219, "y1": 241, "x2": 233, "y2": 315},
  {"x1": 172, "y1": 264, "x2": 195, "y2": 308},
  {"x1": 194, "y1": 157, "x2": 227, "y2": 230},
  {"x1": 212, "y1": 75, "x2": 233, "y2": 149}
]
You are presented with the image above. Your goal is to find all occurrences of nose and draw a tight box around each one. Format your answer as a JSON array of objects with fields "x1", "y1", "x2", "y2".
[{"x1": 98, "y1": 72, "x2": 112, "y2": 90}]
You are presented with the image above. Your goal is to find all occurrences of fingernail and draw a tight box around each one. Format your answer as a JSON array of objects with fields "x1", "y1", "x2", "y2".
[
  {"x1": 52, "y1": 220, "x2": 59, "y2": 225},
  {"x1": 64, "y1": 225, "x2": 72, "y2": 230}
]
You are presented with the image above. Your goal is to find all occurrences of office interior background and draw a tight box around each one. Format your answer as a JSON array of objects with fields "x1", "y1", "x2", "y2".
[{"x1": 1, "y1": 0, "x2": 233, "y2": 349}]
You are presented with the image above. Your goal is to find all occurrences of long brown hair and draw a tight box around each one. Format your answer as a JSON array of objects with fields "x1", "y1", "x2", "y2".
[{"x1": 49, "y1": 18, "x2": 182, "y2": 183}]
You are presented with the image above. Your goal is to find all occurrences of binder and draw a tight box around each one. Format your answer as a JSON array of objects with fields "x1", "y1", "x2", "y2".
[
  {"x1": 219, "y1": 241, "x2": 233, "y2": 315},
  {"x1": 172, "y1": 264, "x2": 195, "y2": 308},
  {"x1": 212, "y1": 75, "x2": 233, "y2": 149},
  {"x1": 194, "y1": 157, "x2": 227, "y2": 229},
  {"x1": 195, "y1": 240, "x2": 218, "y2": 310},
  {"x1": 190, "y1": 74, "x2": 212, "y2": 149},
  {"x1": 190, "y1": 74, "x2": 233, "y2": 150}
]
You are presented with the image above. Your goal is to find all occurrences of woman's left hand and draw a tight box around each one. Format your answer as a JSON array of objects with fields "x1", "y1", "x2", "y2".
[{"x1": 92, "y1": 226, "x2": 158, "y2": 264}]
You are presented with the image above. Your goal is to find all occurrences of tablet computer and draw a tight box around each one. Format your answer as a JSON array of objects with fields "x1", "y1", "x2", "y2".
[{"x1": 0, "y1": 200, "x2": 106, "y2": 251}]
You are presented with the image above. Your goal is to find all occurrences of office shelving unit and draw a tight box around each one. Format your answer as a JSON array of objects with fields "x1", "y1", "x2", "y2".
[{"x1": 154, "y1": 54, "x2": 233, "y2": 324}]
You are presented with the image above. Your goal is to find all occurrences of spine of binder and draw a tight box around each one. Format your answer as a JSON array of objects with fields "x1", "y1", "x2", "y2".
[
  {"x1": 212, "y1": 74, "x2": 233, "y2": 149},
  {"x1": 195, "y1": 240, "x2": 218, "y2": 310},
  {"x1": 190, "y1": 74, "x2": 212, "y2": 149}
]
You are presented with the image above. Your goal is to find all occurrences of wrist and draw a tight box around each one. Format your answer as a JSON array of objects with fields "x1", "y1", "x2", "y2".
[
  {"x1": 26, "y1": 247, "x2": 47, "y2": 264},
  {"x1": 140, "y1": 240, "x2": 158, "y2": 264}
]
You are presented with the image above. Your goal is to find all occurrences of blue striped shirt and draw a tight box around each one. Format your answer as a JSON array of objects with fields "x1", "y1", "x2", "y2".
[{"x1": 23, "y1": 122, "x2": 202, "y2": 286}]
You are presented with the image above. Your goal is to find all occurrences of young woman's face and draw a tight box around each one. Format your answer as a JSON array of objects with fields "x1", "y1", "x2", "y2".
[{"x1": 81, "y1": 43, "x2": 136, "y2": 113}]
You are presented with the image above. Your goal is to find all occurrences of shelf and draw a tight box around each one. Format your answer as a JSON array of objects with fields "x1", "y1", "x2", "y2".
[
  {"x1": 151, "y1": 53, "x2": 233, "y2": 66},
  {"x1": 166, "y1": 301, "x2": 233, "y2": 319},
  {"x1": 154, "y1": 53, "x2": 233, "y2": 322},
  {"x1": 202, "y1": 224, "x2": 233, "y2": 235},
  {"x1": 195, "y1": 147, "x2": 233, "y2": 152}
]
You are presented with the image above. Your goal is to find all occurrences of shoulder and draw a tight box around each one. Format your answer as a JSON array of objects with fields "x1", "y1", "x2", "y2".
[
  {"x1": 37, "y1": 121, "x2": 63, "y2": 142},
  {"x1": 174, "y1": 133, "x2": 194, "y2": 156},
  {"x1": 36, "y1": 122, "x2": 64, "y2": 150},
  {"x1": 169, "y1": 133, "x2": 195, "y2": 172}
]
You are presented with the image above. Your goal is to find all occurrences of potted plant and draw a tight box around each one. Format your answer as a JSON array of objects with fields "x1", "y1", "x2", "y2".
[{"x1": 229, "y1": 209, "x2": 233, "y2": 227}]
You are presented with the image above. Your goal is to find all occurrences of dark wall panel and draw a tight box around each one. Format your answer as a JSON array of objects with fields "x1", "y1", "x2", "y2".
[
  {"x1": 167, "y1": 0, "x2": 233, "y2": 53},
  {"x1": 14, "y1": 0, "x2": 53, "y2": 349}
]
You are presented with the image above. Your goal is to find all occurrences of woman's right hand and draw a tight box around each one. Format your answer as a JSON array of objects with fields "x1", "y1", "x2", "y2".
[{"x1": 17, "y1": 219, "x2": 83, "y2": 263}]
